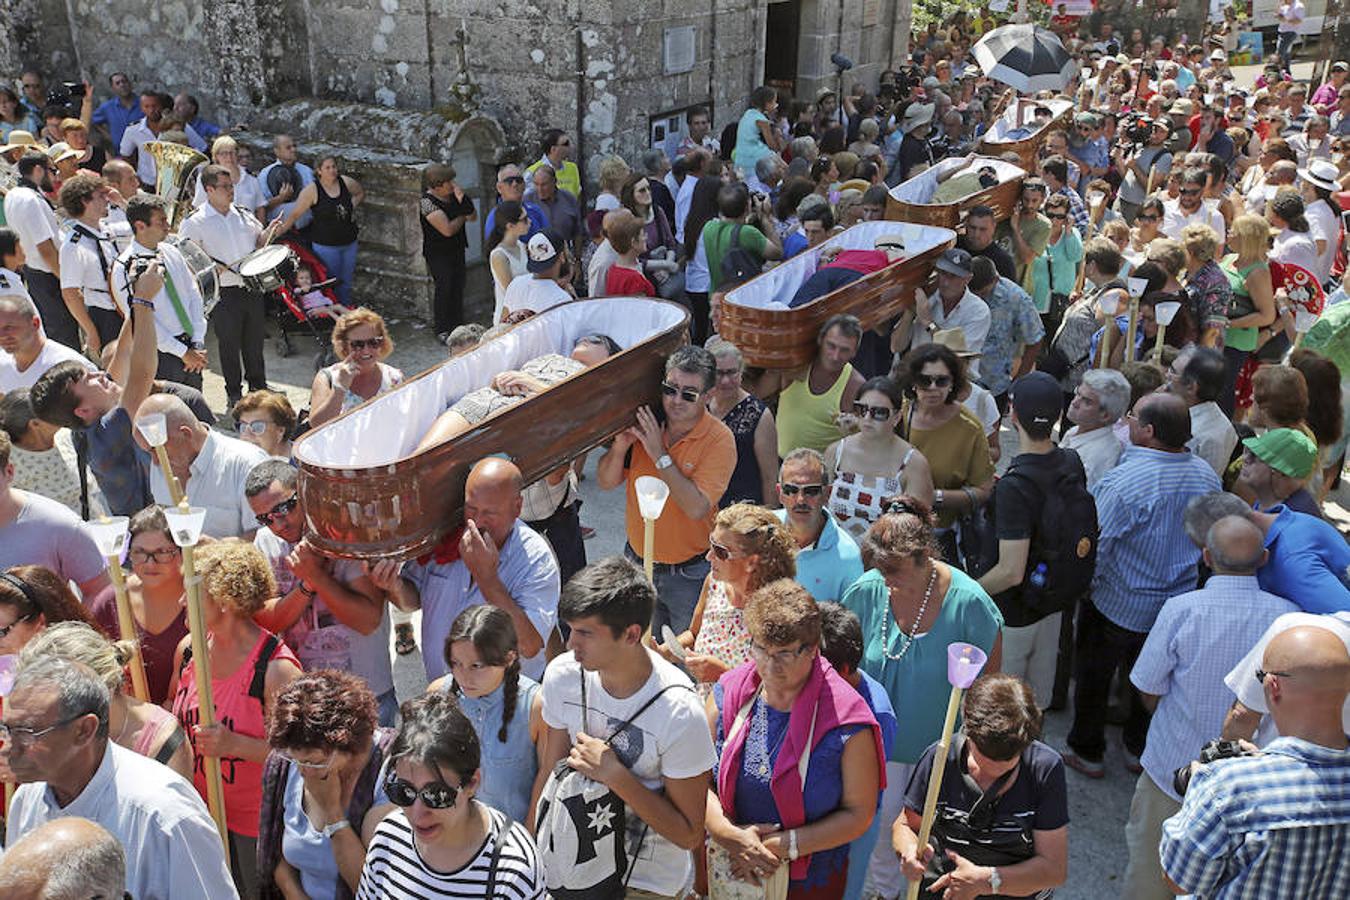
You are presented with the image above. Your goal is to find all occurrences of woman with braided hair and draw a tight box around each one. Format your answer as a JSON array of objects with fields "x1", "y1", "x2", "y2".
[{"x1": 427, "y1": 604, "x2": 546, "y2": 823}]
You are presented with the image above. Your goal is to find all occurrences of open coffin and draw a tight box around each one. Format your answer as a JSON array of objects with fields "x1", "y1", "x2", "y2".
[
  {"x1": 293, "y1": 298, "x2": 690, "y2": 560},
  {"x1": 977, "y1": 97, "x2": 1075, "y2": 170},
  {"x1": 885, "y1": 155, "x2": 1026, "y2": 228},
  {"x1": 717, "y1": 220, "x2": 955, "y2": 370}
]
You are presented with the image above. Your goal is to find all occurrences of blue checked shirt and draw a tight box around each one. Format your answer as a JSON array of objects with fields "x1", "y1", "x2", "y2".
[
  {"x1": 1160, "y1": 737, "x2": 1350, "y2": 899},
  {"x1": 978, "y1": 277, "x2": 1045, "y2": 396},
  {"x1": 1131, "y1": 575, "x2": 1298, "y2": 801},
  {"x1": 1090, "y1": 446, "x2": 1222, "y2": 632},
  {"x1": 1054, "y1": 186, "x2": 1090, "y2": 236}
]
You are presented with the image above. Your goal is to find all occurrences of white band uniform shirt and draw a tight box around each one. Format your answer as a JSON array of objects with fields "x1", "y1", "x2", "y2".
[
  {"x1": 3, "y1": 184, "x2": 60, "y2": 274},
  {"x1": 111, "y1": 239, "x2": 208, "y2": 356},
  {"x1": 118, "y1": 119, "x2": 209, "y2": 186},
  {"x1": 191, "y1": 169, "x2": 267, "y2": 216},
  {"x1": 178, "y1": 203, "x2": 264, "y2": 289},
  {"x1": 59, "y1": 223, "x2": 123, "y2": 313}
]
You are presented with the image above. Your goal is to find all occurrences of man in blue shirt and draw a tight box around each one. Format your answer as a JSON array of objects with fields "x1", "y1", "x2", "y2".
[
  {"x1": 172, "y1": 93, "x2": 220, "y2": 142},
  {"x1": 1250, "y1": 503, "x2": 1350, "y2": 613},
  {"x1": 773, "y1": 448, "x2": 863, "y2": 602},
  {"x1": 91, "y1": 72, "x2": 141, "y2": 150},
  {"x1": 483, "y1": 163, "x2": 547, "y2": 237},
  {"x1": 1065, "y1": 392, "x2": 1221, "y2": 779}
]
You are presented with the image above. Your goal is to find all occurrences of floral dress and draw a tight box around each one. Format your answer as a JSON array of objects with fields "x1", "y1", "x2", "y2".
[{"x1": 693, "y1": 580, "x2": 752, "y2": 698}]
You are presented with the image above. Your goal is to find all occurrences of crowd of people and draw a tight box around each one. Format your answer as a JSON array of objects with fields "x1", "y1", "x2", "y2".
[{"x1": 2, "y1": 6, "x2": 1350, "y2": 900}]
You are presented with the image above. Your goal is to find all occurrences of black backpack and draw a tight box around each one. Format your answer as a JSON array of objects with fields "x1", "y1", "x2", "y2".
[
  {"x1": 719, "y1": 223, "x2": 762, "y2": 284},
  {"x1": 1000, "y1": 448, "x2": 1098, "y2": 616}
]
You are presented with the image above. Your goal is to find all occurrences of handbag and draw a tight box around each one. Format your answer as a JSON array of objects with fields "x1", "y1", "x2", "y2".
[{"x1": 707, "y1": 688, "x2": 819, "y2": 900}]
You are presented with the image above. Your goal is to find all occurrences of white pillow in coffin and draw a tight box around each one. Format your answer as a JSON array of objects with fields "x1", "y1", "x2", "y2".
[
  {"x1": 983, "y1": 98, "x2": 1075, "y2": 142},
  {"x1": 293, "y1": 298, "x2": 686, "y2": 469}
]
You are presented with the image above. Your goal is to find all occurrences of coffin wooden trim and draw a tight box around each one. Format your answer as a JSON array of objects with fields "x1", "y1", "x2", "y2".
[
  {"x1": 977, "y1": 98, "x2": 1076, "y2": 171},
  {"x1": 717, "y1": 221, "x2": 956, "y2": 370},
  {"x1": 885, "y1": 155, "x2": 1027, "y2": 229},
  {"x1": 293, "y1": 298, "x2": 690, "y2": 560}
]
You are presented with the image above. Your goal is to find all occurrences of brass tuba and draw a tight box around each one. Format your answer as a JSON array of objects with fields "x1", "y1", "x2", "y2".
[{"x1": 145, "y1": 140, "x2": 208, "y2": 230}]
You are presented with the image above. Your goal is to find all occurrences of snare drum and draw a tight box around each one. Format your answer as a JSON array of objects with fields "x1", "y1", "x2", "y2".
[{"x1": 239, "y1": 245, "x2": 298, "y2": 295}]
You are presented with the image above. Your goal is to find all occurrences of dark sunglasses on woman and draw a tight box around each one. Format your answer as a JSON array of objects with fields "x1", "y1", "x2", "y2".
[
  {"x1": 852, "y1": 402, "x2": 893, "y2": 421},
  {"x1": 385, "y1": 776, "x2": 460, "y2": 809}
]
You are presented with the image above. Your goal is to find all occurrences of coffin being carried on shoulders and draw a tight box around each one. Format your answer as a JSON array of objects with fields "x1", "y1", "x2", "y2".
[
  {"x1": 717, "y1": 221, "x2": 955, "y2": 370},
  {"x1": 886, "y1": 155, "x2": 1027, "y2": 228},
  {"x1": 293, "y1": 298, "x2": 689, "y2": 560},
  {"x1": 977, "y1": 97, "x2": 1075, "y2": 170}
]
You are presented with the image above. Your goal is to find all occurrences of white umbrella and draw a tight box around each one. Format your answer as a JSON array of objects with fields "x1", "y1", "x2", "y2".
[{"x1": 973, "y1": 23, "x2": 1078, "y2": 94}]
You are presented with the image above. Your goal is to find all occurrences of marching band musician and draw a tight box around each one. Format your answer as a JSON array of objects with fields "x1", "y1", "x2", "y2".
[
  {"x1": 58, "y1": 173, "x2": 124, "y2": 354},
  {"x1": 100, "y1": 159, "x2": 142, "y2": 251},
  {"x1": 110, "y1": 194, "x2": 208, "y2": 389},
  {"x1": 179, "y1": 164, "x2": 279, "y2": 408}
]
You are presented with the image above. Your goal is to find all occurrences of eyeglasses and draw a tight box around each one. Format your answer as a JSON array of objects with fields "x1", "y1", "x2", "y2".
[
  {"x1": 915, "y1": 373, "x2": 953, "y2": 389},
  {"x1": 129, "y1": 547, "x2": 180, "y2": 564},
  {"x1": 661, "y1": 382, "x2": 702, "y2": 403},
  {"x1": 853, "y1": 401, "x2": 894, "y2": 421},
  {"x1": 1255, "y1": 668, "x2": 1293, "y2": 684},
  {"x1": 714, "y1": 367, "x2": 741, "y2": 380},
  {"x1": 501, "y1": 175, "x2": 525, "y2": 185},
  {"x1": 0, "y1": 610, "x2": 37, "y2": 640},
  {"x1": 1136, "y1": 213, "x2": 1160, "y2": 222},
  {"x1": 749, "y1": 641, "x2": 815, "y2": 667},
  {"x1": 348, "y1": 336, "x2": 385, "y2": 351},
  {"x1": 237, "y1": 419, "x2": 272, "y2": 436},
  {"x1": 779, "y1": 482, "x2": 825, "y2": 497},
  {"x1": 385, "y1": 776, "x2": 461, "y2": 809},
  {"x1": 1179, "y1": 187, "x2": 1202, "y2": 196},
  {"x1": 0, "y1": 710, "x2": 88, "y2": 745},
  {"x1": 255, "y1": 493, "x2": 300, "y2": 527},
  {"x1": 709, "y1": 537, "x2": 743, "y2": 561},
  {"x1": 277, "y1": 749, "x2": 337, "y2": 770}
]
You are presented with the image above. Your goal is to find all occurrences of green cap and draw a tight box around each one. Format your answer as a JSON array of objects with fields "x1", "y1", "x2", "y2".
[{"x1": 1242, "y1": 428, "x2": 1318, "y2": 479}]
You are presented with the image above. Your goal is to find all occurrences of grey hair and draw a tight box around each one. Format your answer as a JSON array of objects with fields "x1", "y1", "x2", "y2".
[
  {"x1": 781, "y1": 447, "x2": 827, "y2": 480},
  {"x1": 0, "y1": 816, "x2": 126, "y2": 899},
  {"x1": 754, "y1": 154, "x2": 783, "y2": 180},
  {"x1": 1205, "y1": 515, "x2": 1267, "y2": 574},
  {"x1": 244, "y1": 457, "x2": 298, "y2": 498},
  {"x1": 1182, "y1": 492, "x2": 1251, "y2": 547},
  {"x1": 665, "y1": 345, "x2": 716, "y2": 392},
  {"x1": 789, "y1": 136, "x2": 818, "y2": 162},
  {"x1": 796, "y1": 193, "x2": 830, "y2": 219},
  {"x1": 706, "y1": 337, "x2": 744, "y2": 367},
  {"x1": 11, "y1": 656, "x2": 110, "y2": 739},
  {"x1": 639, "y1": 148, "x2": 666, "y2": 176},
  {"x1": 0, "y1": 293, "x2": 39, "y2": 319},
  {"x1": 1080, "y1": 369, "x2": 1132, "y2": 421}
]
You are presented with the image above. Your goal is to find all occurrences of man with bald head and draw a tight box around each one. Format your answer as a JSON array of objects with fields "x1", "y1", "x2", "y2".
[
  {"x1": 1162, "y1": 624, "x2": 1350, "y2": 898},
  {"x1": 258, "y1": 134, "x2": 316, "y2": 230},
  {"x1": 1120, "y1": 516, "x2": 1297, "y2": 900},
  {"x1": 134, "y1": 392, "x2": 266, "y2": 538},
  {"x1": 0, "y1": 816, "x2": 125, "y2": 899},
  {"x1": 384, "y1": 456, "x2": 561, "y2": 680},
  {"x1": 1065, "y1": 391, "x2": 1222, "y2": 779}
]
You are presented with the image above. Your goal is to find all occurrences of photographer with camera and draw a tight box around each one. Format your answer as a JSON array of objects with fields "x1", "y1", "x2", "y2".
[
  {"x1": 1114, "y1": 117, "x2": 1173, "y2": 224},
  {"x1": 1159, "y1": 624, "x2": 1350, "y2": 898},
  {"x1": 1120, "y1": 515, "x2": 1296, "y2": 900}
]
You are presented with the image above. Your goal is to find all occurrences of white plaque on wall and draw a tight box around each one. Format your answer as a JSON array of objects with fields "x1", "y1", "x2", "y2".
[{"x1": 664, "y1": 26, "x2": 697, "y2": 76}]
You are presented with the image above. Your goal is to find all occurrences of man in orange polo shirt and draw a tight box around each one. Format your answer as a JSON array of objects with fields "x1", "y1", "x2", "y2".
[{"x1": 597, "y1": 345, "x2": 736, "y2": 635}]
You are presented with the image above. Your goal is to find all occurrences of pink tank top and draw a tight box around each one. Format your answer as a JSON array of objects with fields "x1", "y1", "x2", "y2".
[{"x1": 173, "y1": 630, "x2": 300, "y2": 837}]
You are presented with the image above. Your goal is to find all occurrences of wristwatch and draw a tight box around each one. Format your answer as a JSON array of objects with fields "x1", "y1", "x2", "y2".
[
  {"x1": 321, "y1": 819, "x2": 351, "y2": 839},
  {"x1": 788, "y1": 829, "x2": 799, "y2": 862},
  {"x1": 988, "y1": 866, "x2": 1002, "y2": 892},
  {"x1": 655, "y1": 454, "x2": 674, "y2": 470},
  {"x1": 933, "y1": 489, "x2": 945, "y2": 509},
  {"x1": 924, "y1": 321, "x2": 939, "y2": 334}
]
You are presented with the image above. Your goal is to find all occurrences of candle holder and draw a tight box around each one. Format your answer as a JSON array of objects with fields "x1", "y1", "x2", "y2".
[
  {"x1": 165, "y1": 501, "x2": 227, "y2": 846},
  {"x1": 1154, "y1": 300, "x2": 1182, "y2": 359},
  {"x1": 136, "y1": 412, "x2": 184, "y2": 505},
  {"x1": 635, "y1": 475, "x2": 671, "y2": 637},
  {"x1": 1098, "y1": 291, "x2": 1121, "y2": 368},
  {"x1": 85, "y1": 517, "x2": 150, "y2": 702}
]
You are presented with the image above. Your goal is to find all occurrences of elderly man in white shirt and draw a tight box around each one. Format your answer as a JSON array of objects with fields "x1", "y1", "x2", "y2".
[
  {"x1": 1166, "y1": 346, "x2": 1238, "y2": 477},
  {"x1": 110, "y1": 195, "x2": 209, "y2": 390},
  {"x1": 1162, "y1": 169, "x2": 1226, "y2": 245},
  {"x1": 1061, "y1": 369, "x2": 1131, "y2": 488},
  {"x1": 179, "y1": 163, "x2": 279, "y2": 407},
  {"x1": 2, "y1": 657, "x2": 236, "y2": 900},
  {"x1": 893, "y1": 248, "x2": 992, "y2": 378},
  {"x1": 135, "y1": 392, "x2": 268, "y2": 539}
]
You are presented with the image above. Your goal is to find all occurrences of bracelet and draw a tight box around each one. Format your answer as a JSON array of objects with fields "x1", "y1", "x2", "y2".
[
  {"x1": 297, "y1": 582, "x2": 317, "y2": 599},
  {"x1": 129, "y1": 297, "x2": 155, "y2": 310}
]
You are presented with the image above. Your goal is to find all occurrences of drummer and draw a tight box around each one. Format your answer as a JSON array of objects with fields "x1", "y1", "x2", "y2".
[{"x1": 178, "y1": 164, "x2": 282, "y2": 409}]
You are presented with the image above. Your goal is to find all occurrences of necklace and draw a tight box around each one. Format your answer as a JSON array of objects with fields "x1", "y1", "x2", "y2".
[{"x1": 881, "y1": 561, "x2": 938, "y2": 662}]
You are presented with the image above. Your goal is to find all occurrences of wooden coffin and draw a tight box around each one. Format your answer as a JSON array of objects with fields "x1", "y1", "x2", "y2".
[
  {"x1": 292, "y1": 298, "x2": 690, "y2": 560},
  {"x1": 977, "y1": 97, "x2": 1075, "y2": 171},
  {"x1": 717, "y1": 221, "x2": 955, "y2": 370},
  {"x1": 885, "y1": 156, "x2": 1027, "y2": 229}
]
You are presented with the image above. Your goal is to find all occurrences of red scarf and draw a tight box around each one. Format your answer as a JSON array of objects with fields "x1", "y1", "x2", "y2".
[{"x1": 416, "y1": 525, "x2": 464, "y2": 566}]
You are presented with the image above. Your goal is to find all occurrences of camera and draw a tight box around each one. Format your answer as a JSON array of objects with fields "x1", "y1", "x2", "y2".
[
  {"x1": 45, "y1": 81, "x2": 86, "y2": 116},
  {"x1": 1172, "y1": 739, "x2": 1255, "y2": 797},
  {"x1": 831, "y1": 52, "x2": 855, "y2": 72}
]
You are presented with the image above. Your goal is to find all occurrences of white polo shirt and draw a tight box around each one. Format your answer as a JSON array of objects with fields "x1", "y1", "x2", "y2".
[
  {"x1": 178, "y1": 202, "x2": 262, "y2": 289},
  {"x1": 118, "y1": 119, "x2": 208, "y2": 186},
  {"x1": 0, "y1": 336, "x2": 95, "y2": 392},
  {"x1": 2, "y1": 185, "x2": 60, "y2": 274},
  {"x1": 149, "y1": 429, "x2": 268, "y2": 539},
  {"x1": 110, "y1": 239, "x2": 208, "y2": 356},
  {"x1": 502, "y1": 273, "x2": 570, "y2": 317},
  {"x1": 1161, "y1": 199, "x2": 1227, "y2": 244},
  {"x1": 59, "y1": 222, "x2": 122, "y2": 313}
]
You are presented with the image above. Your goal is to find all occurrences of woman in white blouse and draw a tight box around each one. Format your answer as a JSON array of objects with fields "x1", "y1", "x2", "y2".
[
  {"x1": 485, "y1": 200, "x2": 530, "y2": 324},
  {"x1": 191, "y1": 135, "x2": 266, "y2": 218}
]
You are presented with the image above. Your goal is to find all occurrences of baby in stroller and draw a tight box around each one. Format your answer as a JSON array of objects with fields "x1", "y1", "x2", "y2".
[{"x1": 294, "y1": 262, "x2": 352, "y2": 321}]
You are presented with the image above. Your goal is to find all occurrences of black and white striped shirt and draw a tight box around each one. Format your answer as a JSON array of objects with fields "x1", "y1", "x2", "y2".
[{"x1": 357, "y1": 805, "x2": 545, "y2": 899}]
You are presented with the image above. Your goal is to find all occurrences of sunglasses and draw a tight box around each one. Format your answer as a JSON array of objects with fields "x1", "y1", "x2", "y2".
[
  {"x1": 237, "y1": 419, "x2": 272, "y2": 436},
  {"x1": 852, "y1": 401, "x2": 894, "y2": 421},
  {"x1": 915, "y1": 373, "x2": 953, "y2": 389},
  {"x1": 749, "y1": 641, "x2": 814, "y2": 667},
  {"x1": 1047, "y1": 212, "x2": 1067, "y2": 220},
  {"x1": 255, "y1": 494, "x2": 299, "y2": 527},
  {"x1": 1255, "y1": 668, "x2": 1293, "y2": 684},
  {"x1": 708, "y1": 537, "x2": 742, "y2": 561},
  {"x1": 348, "y1": 336, "x2": 385, "y2": 351},
  {"x1": 779, "y1": 482, "x2": 825, "y2": 497},
  {"x1": 501, "y1": 175, "x2": 525, "y2": 185},
  {"x1": 1179, "y1": 187, "x2": 1202, "y2": 196},
  {"x1": 385, "y1": 776, "x2": 461, "y2": 809},
  {"x1": 1136, "y1": 213, "x2": 1160, "y2": 222},
  {"x1": 661, "y1": 382, "x2": 702, "y2": 403}
]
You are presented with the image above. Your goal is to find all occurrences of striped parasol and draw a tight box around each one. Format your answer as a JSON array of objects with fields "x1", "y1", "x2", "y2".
[{"x1": 973, "y1": 23, "x2": 1078, "y2": 94}]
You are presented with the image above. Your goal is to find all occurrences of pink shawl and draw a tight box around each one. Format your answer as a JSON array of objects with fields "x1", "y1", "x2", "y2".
[{"x1": 716, "y1": 655, "x2": 886, "y2": 879}]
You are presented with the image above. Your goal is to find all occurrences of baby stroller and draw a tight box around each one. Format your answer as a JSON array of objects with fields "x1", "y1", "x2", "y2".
[{"x1": 239, "y1": 239, "x2": 343, "y2": 368}]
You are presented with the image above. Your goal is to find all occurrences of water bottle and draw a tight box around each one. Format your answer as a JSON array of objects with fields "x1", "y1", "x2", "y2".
[{"x1": 1029, "y1": 562, "x2": 1048, "y2": 589}]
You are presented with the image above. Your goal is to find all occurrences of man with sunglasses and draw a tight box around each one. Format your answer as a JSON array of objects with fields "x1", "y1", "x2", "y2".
[
  {"x1": 244, "y1": 458, "x2": 397, "y2": 725},
  {"x1": 3, "y1": 656, "x2": 235, "y2": 900},
  {"x1": 1119, "y1": 516, "x2": 1295, "y2": 900},
  {"x1": 597, "y1": 345, "x2": 734, "y2": 637},
  {"x1": 1161, "y1": 167, "x2": 1225, "y2": 243},
  {"x1": 483, "y1": 163, "x2": 547, "y2": 238},
  {"x1": 773, "y1": 447, "x2": 863, "y2": 602},
  {"x1": 134, "y1": 392, "x2": 267, "y2": 539}
]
